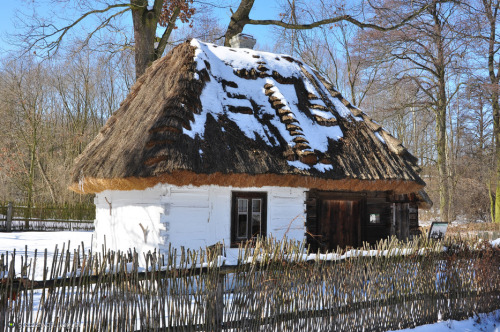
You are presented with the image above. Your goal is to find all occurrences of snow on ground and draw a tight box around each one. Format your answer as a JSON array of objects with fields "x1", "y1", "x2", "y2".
[
  {"x1": 388, "y1": 310, "x2": 500, "y2": 332},
  {"x1": 0, "y1": 231, "x2": 93, "y2": 279}
]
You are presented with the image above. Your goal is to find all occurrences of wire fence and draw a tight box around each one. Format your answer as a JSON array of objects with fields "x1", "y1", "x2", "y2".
[{"x1": 0, "y1": 236, "x2": 498, "y2": 331}]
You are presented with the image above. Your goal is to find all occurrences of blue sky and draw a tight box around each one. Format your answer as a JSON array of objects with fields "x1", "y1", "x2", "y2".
[
  {"x1": 0, "y1": 1, "x2": 281, "y2": 54},
  {"x1": 0, "y1": 2, "x2": 18, "y2": 48}
]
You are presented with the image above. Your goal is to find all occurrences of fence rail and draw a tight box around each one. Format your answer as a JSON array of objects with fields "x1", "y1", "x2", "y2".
[
  {"x1": 0, "y1": 202, "x2": 94, "y2": 231},
  {"x1": 0, "y1": 236, "x2": 498, "y2": 331}
]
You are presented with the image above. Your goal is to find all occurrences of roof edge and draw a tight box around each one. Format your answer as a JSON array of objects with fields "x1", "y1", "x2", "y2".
[{"x1": 69, "y1": 170, "x2": 424, "y2": 195}]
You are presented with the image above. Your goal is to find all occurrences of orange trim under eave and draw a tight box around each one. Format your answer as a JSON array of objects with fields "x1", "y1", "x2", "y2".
[{"x1": 69, "y1": 170, "x2": 424, "y2": 195}]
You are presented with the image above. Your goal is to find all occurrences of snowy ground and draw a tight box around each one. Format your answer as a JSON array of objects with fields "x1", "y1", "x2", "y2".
[
  {"x1": 0, "y1": 231, "x2": 499, "y2": 331},
  {"x1": 0, "y1": 231, "x2": 93, "y2": 279},
  {"x1": 492, "y1": 238, "x2": 500, "y2": 247},
  {"x1": 388, "y1": 310, "x2": 499, "y2": 332}
]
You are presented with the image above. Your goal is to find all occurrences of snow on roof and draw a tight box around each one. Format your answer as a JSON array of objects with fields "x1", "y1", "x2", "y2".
[{"x1": 187, "y1": 39, "x2": 345, "y2": 153}]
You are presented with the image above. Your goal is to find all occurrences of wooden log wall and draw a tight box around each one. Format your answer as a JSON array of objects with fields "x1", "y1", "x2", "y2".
[
  {"x1": 0, "y1": 237, "x2": 498, "y2": 331},
  {"x1": 306, "y1": 191, "x2": 399, "y2": 249}
]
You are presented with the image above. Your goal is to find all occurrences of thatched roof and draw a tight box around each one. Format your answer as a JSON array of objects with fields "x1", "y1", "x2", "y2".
[{"x1": 70, "y1": 39, "x2": 425, "y2": 194}]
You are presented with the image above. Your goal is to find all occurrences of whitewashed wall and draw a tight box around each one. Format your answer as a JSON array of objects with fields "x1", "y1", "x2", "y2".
[
  {"x1": 93, "y1": 188, "x2": 165, "y2": 255},
  {"x1": 93, "y1": 185, "x2": 306, "y2": 257}
]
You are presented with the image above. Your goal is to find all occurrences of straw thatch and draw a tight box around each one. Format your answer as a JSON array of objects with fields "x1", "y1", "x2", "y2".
[{"x1": 70, "y1": 39, "x2": 425, "y2": 194}]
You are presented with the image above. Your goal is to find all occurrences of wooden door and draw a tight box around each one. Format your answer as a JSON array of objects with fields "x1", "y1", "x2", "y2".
[{"x1": 320, "y1": 199, "x2": 361, "y2": 250}]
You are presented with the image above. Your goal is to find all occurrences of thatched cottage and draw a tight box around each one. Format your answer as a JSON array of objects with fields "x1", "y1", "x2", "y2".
[{"x1": 70, "y1": 38, "x2": 430, "y2": 255}]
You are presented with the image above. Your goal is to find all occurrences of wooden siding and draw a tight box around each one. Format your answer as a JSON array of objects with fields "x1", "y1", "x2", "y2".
[
  {"x1": 305, "y1": 191, "x2": 320, "y2": 252},
  {"x1": 306, "y1": 191, "x2": 419, "y2": 250},
  {"x1": 320, "y1": 199, "x2": 362, "y2": 250}
]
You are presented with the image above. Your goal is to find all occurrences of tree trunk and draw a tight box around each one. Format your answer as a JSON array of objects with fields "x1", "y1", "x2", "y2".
[
  {"x1": 26, "y1": 141, "x2": 36, "y2": 230},
  {"x1": 224, "y1": 0, "x2": 255, "y2": 46},
  {"x1": 485, "y1": 0, "x2": 500, "y2": 223},
  {"x1": 131, "y1": 0, "x2": 159, "y2": 79},
  {"x1": 36, "y1": 154, "x2": 56, "y2": 204},
  {"x1": 493, "y1": 94, "x2": 500, "y2": 223},
  {"x1": 489, "y1": 180, "x2": 496, "y2": 223},
  {"x1": 432, "y1": 4, "x2": 449, "y2": 223},
  {"x1": 436, "y1": 98, "x2": 449, "y2": 223}
]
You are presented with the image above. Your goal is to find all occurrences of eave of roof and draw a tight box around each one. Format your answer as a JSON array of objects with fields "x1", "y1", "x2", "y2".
[{"x1": 69, "y1": 170, "x2": 424, "y2": 194}]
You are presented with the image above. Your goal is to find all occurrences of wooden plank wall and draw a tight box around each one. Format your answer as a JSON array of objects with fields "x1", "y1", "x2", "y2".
[
  {"x1": 305, "y1": 190, "x2": 320, "y2": 252},
  {"x1": 306, "y1": 190, "x2": 419, "y2": 249},
  {"x1": 365, "y1": 192, "x2": 392, "y2": 245}
]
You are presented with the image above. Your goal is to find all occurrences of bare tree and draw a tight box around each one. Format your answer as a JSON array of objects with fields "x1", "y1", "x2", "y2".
[
  {"x1": 17, "y1": 0, "x2": 446, "y2": 79},
  {"x1": 0, "y1": 58, "x2": 56, "y2": 226},
  {"x1": 363, "y1": 63, "x2": 437, "y2": 169},
  {"x1": 362, "y1": 0, "x2": 469, "y2": 222},
  {"x1": 18, "y1": 0, "x2": 197, "y2": 78},
  {"x1": 467, "y1": 0, "x2": 500, "y2": 223},
  {"x1": 273, "y1": 14, "x2": 381, "y2": 108},
  {"x1": 225, "y1": 0, "x2": 445, "y2": 45},
  {"x1": 0, "y1": 48, "x2": 134, "y2": 205}
]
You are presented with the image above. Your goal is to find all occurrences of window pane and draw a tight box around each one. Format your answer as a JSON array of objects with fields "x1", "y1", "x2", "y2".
[
  {"x1": 237, "y1": 213, "x2": 248, "y2": 238},
  {"x1": 252, "y1": 199, "x2": 261, "y2": 213},
  {"x1": 251, "y1": 213, "x2": 261, "y2": 237},
  {"x1": 369, "y1": 213, "x2": 381, "y2": 224},
  {"x1": 238, "y1": 199, "x2": 248, "y2": 213}
]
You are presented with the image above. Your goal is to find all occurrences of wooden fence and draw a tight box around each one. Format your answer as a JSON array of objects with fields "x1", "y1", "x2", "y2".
[
  {"x1": 0, "y1": 202, "x2": 94, "y2": 231},
  {"x1": 0, "y1": 236, "x2": 498, "y2": 331}
]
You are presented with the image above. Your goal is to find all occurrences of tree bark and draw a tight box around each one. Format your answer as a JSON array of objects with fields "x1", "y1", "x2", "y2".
[
  {"x1": 483, "y1": 0, "x2": 500, "y2": 223},
  {"x1": 489, "y1": 180, "x2": 496, "y2": 223},
  {"x1": 130, "y1": 0, "x2": 181, "y2": 79},
  {"x1": 36, "y1": 154, "x2": 56, "y2": 204},
  {"x1": 436, "y1": 92, "x2": 449, "y2": 222},
  {"x1": 131, "y1": 0, "x2": 158, "y2": 79},
  {"x1": 432, "y1": 3, "x2": 449, "y2": 223},
  {"x1": 493, "y1": 93, "x2": 500, "y2": 223},
  {"x1": 26, "y1": 140, "x2": 36, "y2": 230},
  {"x1": 224, "y1": 0, "x2": 255, "y2": 46}
]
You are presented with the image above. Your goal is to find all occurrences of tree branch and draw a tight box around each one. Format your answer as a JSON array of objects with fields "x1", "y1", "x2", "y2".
[
  {"x1": 156, "y1": 6, "x2": 181, "y2": 59},
  {"x1": 80, "y1": 8, "x2": 131, "y2": 52},
  {"x1": 246, "y1": 2, "x2": 439, "y2": 32},
  {"x1": 25, "y1": 3, "x2": 132, "y2": 56}
]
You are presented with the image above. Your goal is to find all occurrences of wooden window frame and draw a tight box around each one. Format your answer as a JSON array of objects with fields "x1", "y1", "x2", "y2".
[{"x1": 231, "y1": 192, "x2": 267, "y2": 247}]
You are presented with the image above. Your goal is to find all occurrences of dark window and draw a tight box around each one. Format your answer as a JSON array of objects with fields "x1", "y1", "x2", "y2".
[{"x1": 231, "y1": 192, "x2": 267, "y2": 247}]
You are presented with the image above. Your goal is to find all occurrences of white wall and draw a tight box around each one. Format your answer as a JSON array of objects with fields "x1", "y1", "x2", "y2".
[
  {"x1": 94, "y1": 184, "x2": 307, "y2": 257},
  {"x1": 93, "y1": 187, "x2": 165, "y2": 255}
]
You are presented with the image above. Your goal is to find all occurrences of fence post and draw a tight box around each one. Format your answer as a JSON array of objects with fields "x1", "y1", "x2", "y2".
[
  {"x1": 6, "y1": 202, "x2": 13, "y2": 233},
  {"x1": 215, "y1": 274, "x2": 224, "y2": 331},
  {"x1": 0, "y1": 295, "x2": 5, "y2": 331}
]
